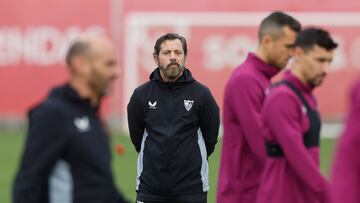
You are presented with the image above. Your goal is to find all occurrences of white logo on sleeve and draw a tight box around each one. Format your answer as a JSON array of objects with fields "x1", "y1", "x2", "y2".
[
  {"x1": 264, "y1": 87, "x2": 270, "y2": 96},
  {"x1": 184, "y1": 100, "x2": 194, "y2": 111},
  {"x1": 137, "y1": 201, "x2": 144, "y2": 203},
  {"x1": 301, "y1": 105, "x2": 307, "y2": 114},
  {"x1": 148, "y1": 101, "x2": 157, "y2": 109},
  {"x1": 74, "y1": 116, "x2": 90, "y2": 132}
]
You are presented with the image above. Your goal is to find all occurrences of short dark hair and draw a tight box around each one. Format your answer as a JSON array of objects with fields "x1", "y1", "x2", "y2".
[
  {"x1": 259, "y1": 11, "x2": 301, "y2": 41},
  {"x1": 65, "y1": 41, "x2": 91, "y2": 67},
  {"x1": 153, "y1": 33, "x2": 187, "y2": 56},
  {"x1": 295, "y1": 28, "x2": 338, "y2": 52}
]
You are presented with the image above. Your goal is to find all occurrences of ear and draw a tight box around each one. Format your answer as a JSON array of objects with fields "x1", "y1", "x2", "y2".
[
  {"x1": 153, "y1": 54, "x2": 159, "y2": 66},
  {"x1": 261, "y1": 34, "x2": 273, "y2": 50},
  {"x1": 294, "y1": 47, "x2": 304, "y2": 58},
  {"x1": 71, "y1": 55, "x2": 89, "y2": 75}
]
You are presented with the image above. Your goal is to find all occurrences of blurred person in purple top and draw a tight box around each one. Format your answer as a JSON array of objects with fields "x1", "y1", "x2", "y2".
[
  {"x1": 256, "y1": 28, "x2": 337, "y2": 203},
  {"x1": 217, "y1": 11, "x2": 301, "y2": 203},
  {"x1": 331, "y1": 78, "x2": 360, "y2": 203}
]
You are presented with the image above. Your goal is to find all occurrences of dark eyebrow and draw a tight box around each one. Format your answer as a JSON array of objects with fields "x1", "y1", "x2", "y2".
[
  {"x1": 106, "y1": 60, "x2": 116, "y2": 66},
  {"x1": 316, "y1": 57, "x2": 332, "y2": 63},
  {"x1": 285, "y1": 44, "x2": 296, "y2": 49}
]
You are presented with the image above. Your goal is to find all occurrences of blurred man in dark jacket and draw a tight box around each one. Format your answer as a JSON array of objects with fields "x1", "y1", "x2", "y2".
[{"x1": 13, "y1": 34, "x2": 129, "y2": 203}]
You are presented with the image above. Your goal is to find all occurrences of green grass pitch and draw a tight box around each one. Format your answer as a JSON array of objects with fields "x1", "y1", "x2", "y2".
[{"x1": 0, "y1": 130, "x2": 337, "y2": 203}]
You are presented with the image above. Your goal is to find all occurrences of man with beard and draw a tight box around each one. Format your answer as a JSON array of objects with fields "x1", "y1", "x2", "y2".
[
  {"x1": 127, "y1": 33, "x2": 220, "y2": 203},
  {"x1": 13, "y1": 35, "x2": 129, "y2": 203},
  {"x1": 217, "y1": 11, "x2": 301, "y2": 203},
  {"x1": 256, "y1": 28, "x2": 337, "y2": 203}
]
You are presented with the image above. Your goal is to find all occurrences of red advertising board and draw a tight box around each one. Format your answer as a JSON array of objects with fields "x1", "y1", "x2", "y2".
[
  {"x1": 2, "y1": 0, "x2": 360, "y2": 125},
  {"x1": 121, "y1": 11, "x2": 360, "y2": 121},
  {"x1": 0, "y1": 0, "x2": 112, "y2": 118}
]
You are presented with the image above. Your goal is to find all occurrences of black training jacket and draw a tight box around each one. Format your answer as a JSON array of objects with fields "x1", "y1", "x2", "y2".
[
  {"x1": 127, "y1": 68, "x2": 220, "y2": 196},
  {"x1": 13, "y1": 84, "x2": 128, "y2": 203}
]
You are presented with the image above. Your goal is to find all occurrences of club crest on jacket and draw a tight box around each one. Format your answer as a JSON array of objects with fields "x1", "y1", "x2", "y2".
[
  {"x1": 184, "y1": 100, "x2": 194, "y2": 111},
  {"x1": 74, "y1": 116, "x2": 90, "y2": 132}
]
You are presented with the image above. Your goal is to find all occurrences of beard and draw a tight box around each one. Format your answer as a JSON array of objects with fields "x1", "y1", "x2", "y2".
[
  {"x1": 266, "y1": 51, "x2": 291, "y2": 70},
  {"x1": 309, "y1": 74, "x2": 326, "y2": 87},
  {"x1": 268, "y1": 57, "x2": 289, "y2": 70},
  {"x1": 89, "y1": 78, "x2": 108, "y2": 98},
  {"x1": 159, "y1": 61, "x2": 184, "y2": 81},
  {"x1": 89, "y1": 67, "x2": 113, "y2": 98}
]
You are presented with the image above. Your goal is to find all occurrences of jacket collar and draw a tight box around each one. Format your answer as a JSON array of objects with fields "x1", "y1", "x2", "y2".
[
  {"x1": 247, "y1": 52, "x2": 281, "y2": 79},
  {"x1": 49, "y1": 83, "x2": 99, "y2": 112},
  {"x1": 283, "y1": 70, "x2": 313, "y2": 94},
  {"x1": 149, "y1": 67, "x2": 195, "y2": 84}
]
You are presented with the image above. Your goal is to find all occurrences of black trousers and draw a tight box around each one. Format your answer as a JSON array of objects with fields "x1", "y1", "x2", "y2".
[{"x1": 136, "y1": 192, "x2": 207, "y2": 203}]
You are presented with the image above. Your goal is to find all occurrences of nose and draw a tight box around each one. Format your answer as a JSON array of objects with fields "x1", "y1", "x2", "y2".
[
  {"x1": 114, "y1": 70, "x2": 119, "y2": 80},
  {"x1": 111, "y1": 67, "x2": 119, "y2": 81},
  {"x1": 170, "y1": 58, "x2": 177, "y2": 64},
  {"x1": 170, "y1": 51, "x2": 177, "y2": 60},
  {"x1": 116, "y1": 66, "x2": 122, "y2": 79},
  {"x1": 323, "y1": 63, "x2": 331, "y2": 75}
]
